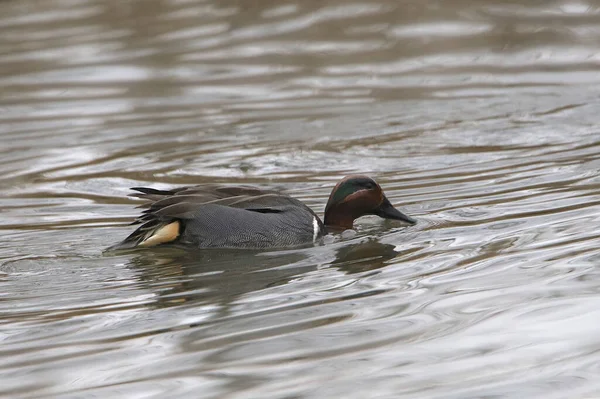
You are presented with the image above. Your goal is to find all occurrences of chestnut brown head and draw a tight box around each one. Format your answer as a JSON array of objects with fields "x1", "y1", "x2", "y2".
[{"x1": 323, "y1": 175, "x2": 416, "y2": 230}]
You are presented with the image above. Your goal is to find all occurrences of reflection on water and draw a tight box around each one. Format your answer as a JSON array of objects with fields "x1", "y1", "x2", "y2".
[
  {"x1": 2, "y1": 0, "x2": 600, "y2": 398},
  {"x1": 128, "y1": 247, "x2": 314, "y2": 308}
]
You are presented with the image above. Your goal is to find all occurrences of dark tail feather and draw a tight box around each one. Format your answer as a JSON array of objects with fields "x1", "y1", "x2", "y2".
[
  {"x1": 104, "y1": 220, "x2": 154, "y2": 252},
  {"x1": 129, "y1": 187, "x2": 178, "y2": 203},
  {"x1": 105, "y1": 186, "x2": 184, "y2": 252},
  {"x1": 103, "y1": 238, "x2": 141, "y2": 252},
  {"x1": 130, "y1": 187, "x2": 176, "y2": 196}
]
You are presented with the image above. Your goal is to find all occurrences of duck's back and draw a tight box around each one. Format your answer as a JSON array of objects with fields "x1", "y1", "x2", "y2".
[{"x1": 108, "y1": 185, "x2": 325, "y2": 250}]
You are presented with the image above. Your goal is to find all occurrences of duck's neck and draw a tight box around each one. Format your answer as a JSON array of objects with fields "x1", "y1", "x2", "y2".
[{"x1": 323, "y1": 203, "x2": 355, "y2": 231}]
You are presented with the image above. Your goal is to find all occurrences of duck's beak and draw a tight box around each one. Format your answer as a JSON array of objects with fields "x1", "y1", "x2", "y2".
[{"x1": 373, "y1": 197, "x2": 416, "y2": 225}]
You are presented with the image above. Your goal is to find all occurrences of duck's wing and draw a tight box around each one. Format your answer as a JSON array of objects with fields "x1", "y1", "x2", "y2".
[
  {"x1": 130, "y1": 184, "x2": 279, "y2": 205},
  {"x1": 107, "y1": 185, "x2": 313, "y2": 250},
  {"x1": 129, "y1": 185, "x2": 301, "y2": 224}
]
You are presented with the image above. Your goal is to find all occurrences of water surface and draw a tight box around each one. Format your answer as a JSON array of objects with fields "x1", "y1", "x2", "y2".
[{"x1": 2, "y1": 0, "x2": 600, "y2": 398}]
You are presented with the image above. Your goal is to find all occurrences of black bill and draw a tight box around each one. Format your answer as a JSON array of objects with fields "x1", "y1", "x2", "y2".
[{"x1": 373, "y1": 197, "x2": 416, "y2": 225}]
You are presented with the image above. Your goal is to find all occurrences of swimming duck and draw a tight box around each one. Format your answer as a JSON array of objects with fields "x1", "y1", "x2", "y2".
[{"x1": 107, "y1": 175, "x2": 416, "y2": 250}]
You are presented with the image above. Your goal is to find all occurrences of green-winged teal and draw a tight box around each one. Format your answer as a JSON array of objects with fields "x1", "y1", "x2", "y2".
[{"x1": 107, "y1": 175, "x2": 416, "y2": 250}]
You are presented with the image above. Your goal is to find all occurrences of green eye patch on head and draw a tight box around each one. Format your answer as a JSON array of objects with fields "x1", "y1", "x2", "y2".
[{"x1": 330, "y1": 177, "x2": 377, "y2": 204}]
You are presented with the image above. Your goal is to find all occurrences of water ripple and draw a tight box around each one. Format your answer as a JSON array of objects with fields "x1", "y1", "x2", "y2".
[{"x1": 2, "y1": 0, "x2": 600, "y2": 398}]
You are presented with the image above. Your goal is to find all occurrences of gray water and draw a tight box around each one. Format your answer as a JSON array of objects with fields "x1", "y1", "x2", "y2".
[{"x1": 2, "y1": 0, "x2": 600, "y2": 398}]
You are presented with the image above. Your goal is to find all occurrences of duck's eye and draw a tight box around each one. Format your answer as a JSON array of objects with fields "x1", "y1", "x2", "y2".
[{"x1": 365, "y1": 182, "x2": 375, "y2": 189}]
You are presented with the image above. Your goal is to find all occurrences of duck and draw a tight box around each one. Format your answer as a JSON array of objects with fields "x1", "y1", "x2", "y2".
[{"x1": 107, "y1": 175, "x2": 416, "y2": 250}]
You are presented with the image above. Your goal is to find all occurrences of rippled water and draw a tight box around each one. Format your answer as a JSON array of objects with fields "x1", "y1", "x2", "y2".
[{"x1": 2, "y1": 0, "x2": 600, "y2": 397}]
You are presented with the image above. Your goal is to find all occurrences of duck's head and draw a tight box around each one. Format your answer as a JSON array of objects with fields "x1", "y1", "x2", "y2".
[{"x1": 323, "y1": 175, "x2": 416, "y2": 230}]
